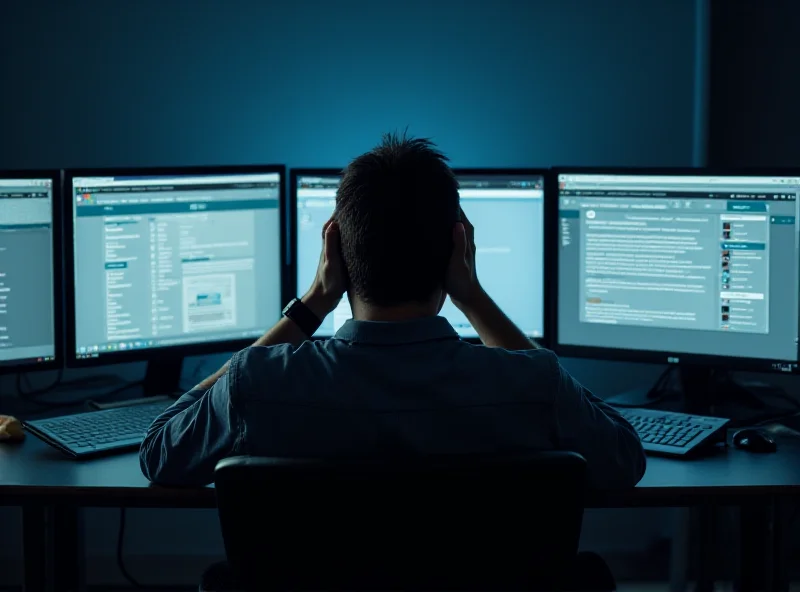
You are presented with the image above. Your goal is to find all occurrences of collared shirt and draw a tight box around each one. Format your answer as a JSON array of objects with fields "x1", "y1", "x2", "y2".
[{"x1": 139, "y1": 316, "x2": 646, "y2": 488}]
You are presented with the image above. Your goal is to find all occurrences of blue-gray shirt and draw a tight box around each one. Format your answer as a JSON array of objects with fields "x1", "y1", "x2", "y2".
[{"x1": 140, "y1": 317, "x2": 646, "y2": 488}]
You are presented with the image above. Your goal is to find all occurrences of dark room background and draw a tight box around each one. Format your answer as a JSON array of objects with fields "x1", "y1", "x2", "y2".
[{"x1": 0, "y1": 0, "x2": 798, "y2": 585}]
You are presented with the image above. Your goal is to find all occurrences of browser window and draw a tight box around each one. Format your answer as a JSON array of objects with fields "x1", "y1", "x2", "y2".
[{"x1": 295, "y1": 172, "x2": 545, "y2": 339}]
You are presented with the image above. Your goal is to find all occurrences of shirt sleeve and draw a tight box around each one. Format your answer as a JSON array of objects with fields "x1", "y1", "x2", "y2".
[
  {"x1": 551, "y1": 361, "x2": 647, "y2": 490},
  {"x1": 138, "y1": 365, "x2": 244, "y2": 487}
]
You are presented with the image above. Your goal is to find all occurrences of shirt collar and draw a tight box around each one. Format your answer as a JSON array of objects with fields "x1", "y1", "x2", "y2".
[{"x1": 333, "y1": 316, "x2": 460, "y2": 345}]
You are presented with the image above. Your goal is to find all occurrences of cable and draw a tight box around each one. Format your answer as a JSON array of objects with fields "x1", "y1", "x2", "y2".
[
  {"x1": 762, "y1": 389, "x2": 800, "y2": 411},
  {"x1": 16, "y1": 369, "x2": 129, "y2": 398},
  {"x1": 117, "y1": 508, "x2": 145, "y2": 588},
  {"x1": 117, "y1": 508, "x2": 181, "y2": 590},
  {"x1": 15, "y1": 357, "x2": 209, "y2": 407},
  {"x1": 15, "y1": 369, "x2": 63, "y2": 396},
  {"x1": 755, "y1": 409, "x2": 800, "y2": 427},
  {"x1": 649, "y1": 366, "x2": 678, "y2": 398},
  {"x1": 609, "y1": 366, "x2": 679, "y2": 408},
  {"x1": 11, "y1": 380, "x2": 145, "y2": 416},
  {"x1": 179, "y1": 359, "x2": 215, "y2": 392}
]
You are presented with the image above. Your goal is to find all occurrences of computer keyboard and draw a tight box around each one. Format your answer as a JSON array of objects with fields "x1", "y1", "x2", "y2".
[
  {"x1": 619, "y1": 407, "x2": 730, "y2": 457},
  {"x1": 24, "y1": 400, "x2": 172, "y2": 459}
]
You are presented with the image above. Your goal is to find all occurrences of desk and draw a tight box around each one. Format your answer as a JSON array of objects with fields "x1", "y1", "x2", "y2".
[{"x1": 2, "y1": 436, "x2": 800, "y2": 591}]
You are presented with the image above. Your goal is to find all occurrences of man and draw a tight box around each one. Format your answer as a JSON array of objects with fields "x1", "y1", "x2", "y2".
[{"x1": 139, "y1": 133, "x2": 646, "y2": 490}]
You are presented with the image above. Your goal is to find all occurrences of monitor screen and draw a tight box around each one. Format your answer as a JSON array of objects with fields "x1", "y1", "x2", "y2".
[
  {"x1": 295, "y1": 170, "x2": 545, "y2": 339},
  {"x1": 556, "y1": 172, "x2": 800, "y2": 371},
  {"x1": 70, "y1": 169, "x2": 283, "y2": 360},
  {"x1": 0, "y1": 176, "x2": 58, "y2": 368}
]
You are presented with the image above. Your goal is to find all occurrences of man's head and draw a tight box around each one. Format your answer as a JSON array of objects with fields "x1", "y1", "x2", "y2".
[{"x1": 335, "y1": 132, "x2": 460, "y2": 308}]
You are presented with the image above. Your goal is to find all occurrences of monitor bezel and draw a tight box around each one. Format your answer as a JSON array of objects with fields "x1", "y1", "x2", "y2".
[
  {"x1": 548, "y1": 166, "x2": 800, "y2": 374},
  {"x1": 64, "y1": 164, "x2": 287, "y2": 368},
  {"x1": 0, "y1": 169, "x2": 63, "y2": 375},
  {"x1": 289, "y1": 167, "x2": 551, "y2": 346}
]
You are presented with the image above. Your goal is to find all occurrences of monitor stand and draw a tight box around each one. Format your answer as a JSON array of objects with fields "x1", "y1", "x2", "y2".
[
  {"x1": 605, "y1": 365, "x2": 767, "y2": 414},
  {"x1": 677, "y1": 366, "x2": 766, "y2": 416},
  {"x1": 88, "y1": 357, "x2": 184, "y2": 410}
]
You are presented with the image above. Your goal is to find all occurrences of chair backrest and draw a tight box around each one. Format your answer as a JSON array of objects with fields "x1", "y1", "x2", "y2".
[{"x1": 214, "y1": 451, "x2": 587, "y2": 590}]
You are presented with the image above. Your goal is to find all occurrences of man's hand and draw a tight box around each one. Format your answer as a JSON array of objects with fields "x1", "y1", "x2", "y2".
[
  {"x1": 444, "y1": 208, "x2": 536, "y2": 350},
  {"x1": 303, "y1": 219, "x2": 347, "y2": 320},
  {"x1": 445, "y1": 208, "x2": 484, "y2": 310}
]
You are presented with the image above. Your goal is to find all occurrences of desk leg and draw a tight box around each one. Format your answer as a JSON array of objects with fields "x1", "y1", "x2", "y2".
[
  {"x1": 51, "y1": 506, "x2": 84, "y2": 592},
  {"x1": 669, "y1": 508, "x2": 690, "y2": 592},
  {"x1": 22, "y1": 505, "x2": 47, "y2": 592},
  {"x1": 739, "y1": 503, "x2": 766, "y2": 592},
  {"x1": 695, "y1": 505, "x2": 716, "y2": 592},
  {"x1": 739, "y1": 500, "x2": 787, "y2": 592},
  {"x1": 765, "y1": 496, "x2": 784, "y2": 592}
]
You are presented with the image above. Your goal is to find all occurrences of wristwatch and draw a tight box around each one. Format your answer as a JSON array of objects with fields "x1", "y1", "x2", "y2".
[{"x1": 282, "y1": 297, "x2": 323, "y2": 337}]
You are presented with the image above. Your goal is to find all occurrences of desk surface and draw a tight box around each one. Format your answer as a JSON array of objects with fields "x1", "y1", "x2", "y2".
[{"x1": 2, "y1": 435, "x2": 800, "y2": 508}]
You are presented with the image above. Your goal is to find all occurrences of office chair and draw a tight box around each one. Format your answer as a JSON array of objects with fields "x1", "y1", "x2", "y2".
[{"x1": 206, "y1": 451, "x2": 615, "y2": 591}]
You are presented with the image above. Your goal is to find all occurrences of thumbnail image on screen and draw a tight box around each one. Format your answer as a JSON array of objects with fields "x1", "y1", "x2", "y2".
[
  {"x1": 71, "y1": 171, "x2": 283, "y2": 359},
  {"x1": 0, "y1": 177, "x2": 57, "y2": 368},
  {"x1": 557, "y1": 172, "x2": 800, "y2": 369},
  {"x1": 296, "y1": 172, "x2": 545, "y2": 338}
]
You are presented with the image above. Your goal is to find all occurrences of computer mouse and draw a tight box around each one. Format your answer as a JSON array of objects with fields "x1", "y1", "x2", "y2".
[
  {"x1": 732, "y1": 429, "x2": 777, "y2": 453},
  {"x1": 0, "y1": 415, "x2": 24, "y2": 442}
]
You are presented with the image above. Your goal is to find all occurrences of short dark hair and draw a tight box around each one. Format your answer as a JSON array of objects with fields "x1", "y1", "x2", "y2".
[{"x1": 336, "y1": 132, "x2": 459, "y2": 306}]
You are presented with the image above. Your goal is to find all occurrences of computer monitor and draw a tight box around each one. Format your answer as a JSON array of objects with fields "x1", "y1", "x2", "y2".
[
  {"x1": 0, "y1": 171, "x2": 61, "y2": 373},
  {"x1": 65, "y1": 165, "x2": 286, "y2": 394},
  {"x1": 554, "y1": 169, "x2": 800, "y2": 400},
  {"x1": 292, "y1": 168, "x2": 546, "y2": 340}
]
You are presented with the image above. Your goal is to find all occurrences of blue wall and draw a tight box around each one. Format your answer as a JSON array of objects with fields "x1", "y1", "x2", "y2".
[
  {"x1": 0, "y1": 0, "x2": 701, "y2": 583},
  {"x1": 1, "y1": 0, "x2": 696, "y2": 170}
]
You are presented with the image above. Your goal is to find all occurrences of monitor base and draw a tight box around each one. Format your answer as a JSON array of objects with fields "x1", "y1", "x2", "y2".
[
  {"x1": 142, "y1": 357, "x2": 184, "y2": 397},
  {"x1": 604, "y1": 388, "x2": 665, "y2": 408},
  {"x1": 678, "y1": 366, "x2": 766, "y2": 415},
  {"x1": 87, "y1": 394, "x2": 174, "y2": 411},
  {"x1": 606, "y1": 366, "x2": 768, "y2": 415},
  {"x1": 87, "y1": 358, "x2": 183, "y2": 411}
]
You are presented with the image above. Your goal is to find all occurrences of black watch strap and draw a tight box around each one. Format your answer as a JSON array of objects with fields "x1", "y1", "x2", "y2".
[{"x1": 282, "y1": 297, "x2": 323, "y2": 337}]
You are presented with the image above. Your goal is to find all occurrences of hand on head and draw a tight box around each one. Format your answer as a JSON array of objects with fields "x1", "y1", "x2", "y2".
[
  {"x1": 305, "y1": 218, "x2": 348, "y2": 316},
  {"x1": 445, "y1": 208, "x2": 482, "y2": 308}
]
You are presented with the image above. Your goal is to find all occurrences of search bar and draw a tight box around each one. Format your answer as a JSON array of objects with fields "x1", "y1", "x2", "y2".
[
  {"x1": 73, "y1": 174, "x2": 280, "y2": 187},
  {"x1": 460, "y1": 189, "x2": 542, "y2": 198},
  {"x1": 563, "y1": 175, "x2": 798, "y2": 185}
]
